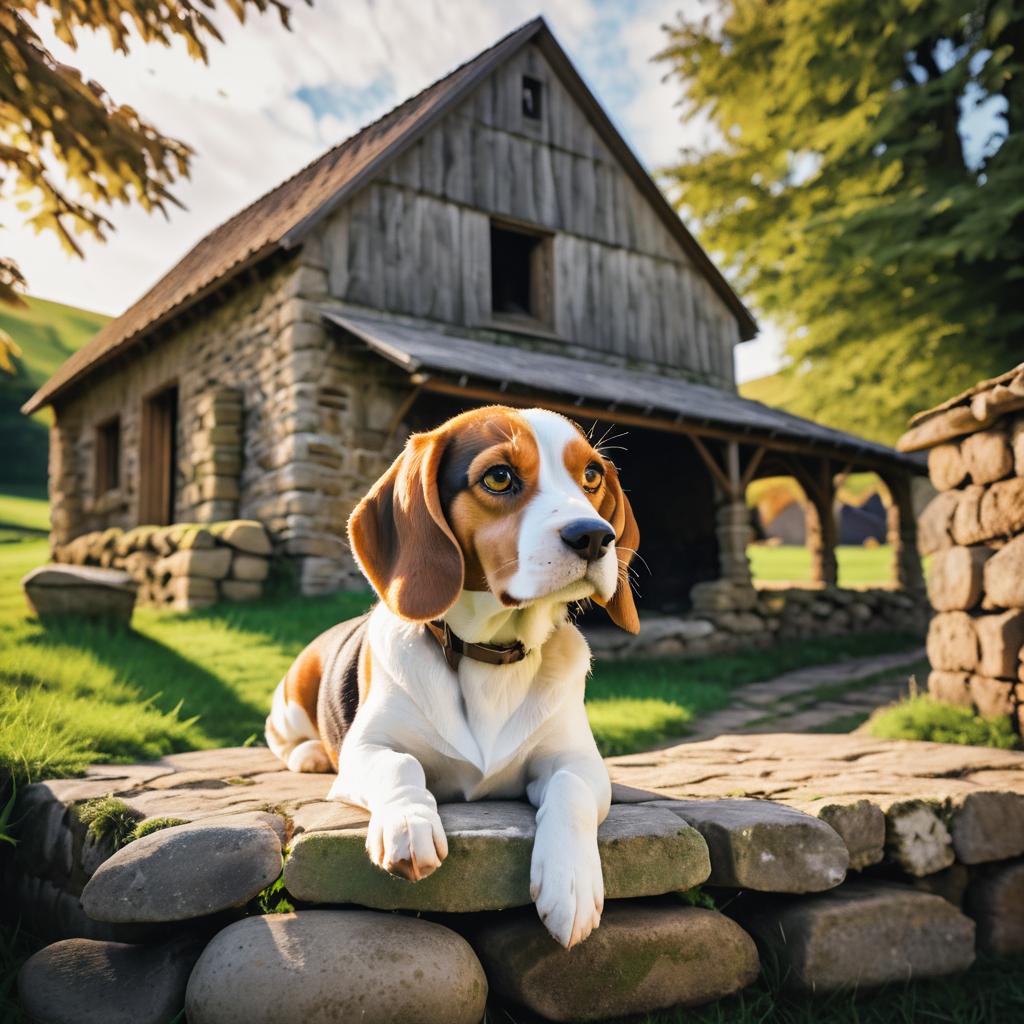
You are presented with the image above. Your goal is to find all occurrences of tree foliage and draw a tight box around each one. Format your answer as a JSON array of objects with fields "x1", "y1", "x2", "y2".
[
  {"x1": 0, "y1": 1, "x2": 303, "y2": 368},
  {"x1": 659, "y1": 0, "x2": 1024, "y2": 443}
]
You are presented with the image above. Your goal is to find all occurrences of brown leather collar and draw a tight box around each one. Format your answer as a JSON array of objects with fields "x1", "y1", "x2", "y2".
[{"x1": 425, "y1": 620, "x2": 527, "y2": 672}]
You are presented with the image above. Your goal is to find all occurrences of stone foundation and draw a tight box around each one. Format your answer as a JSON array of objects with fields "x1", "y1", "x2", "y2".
[
  {"x1": 6, "y1": 734, "x2": 1023, "y2": 1022},
  {"x1": 900, "y1": 362, "x2": 1024, "y2": 734},
  {"x1": 50, "y1": 520, "x2": 272, "y2": 610},
  {"x1": 587, "y1": 582, "x2": 925, "y2": 660}
]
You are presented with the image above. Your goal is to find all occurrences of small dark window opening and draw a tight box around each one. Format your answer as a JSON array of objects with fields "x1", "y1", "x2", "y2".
[
  {"x1": 522, "y1": 76, "x2": 542, "y2": 120},
  {"x1": 95, "y1": 416, "x2": 121, "y2": 494},
  {"x1": 491, "y1": 224, "x2": 541, "y2": 319}
]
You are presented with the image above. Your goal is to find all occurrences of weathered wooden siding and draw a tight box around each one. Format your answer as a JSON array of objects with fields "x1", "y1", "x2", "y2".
[{"x1": 319, "y1": 43, "x2": 740, "y2": 385}]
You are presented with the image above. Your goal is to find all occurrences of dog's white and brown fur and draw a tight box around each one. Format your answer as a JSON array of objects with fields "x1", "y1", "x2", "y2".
[{"x1": 265, "y1": 406, "x2": 638, "y2": 947}]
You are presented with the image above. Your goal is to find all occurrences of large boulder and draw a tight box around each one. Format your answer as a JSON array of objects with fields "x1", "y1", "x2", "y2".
[
  {"x1": 19, "y1": 935, "x2": 203, "y2": 1024},
  {"x1": 470, "y1": 902, "x2": 759, "y2": 1022},
  {"x1": 185, "y1": 911, "x2": 487, "y2": 1024},
  {"x1": 82, "y1": 814, "x2": 282, "y2": 923},
  {"x1": 960, "y1": 428, "x2": 1013, "y2": 485},
  {"x1": 22, "y1": 565, "x2": 136, "y2": 625}
]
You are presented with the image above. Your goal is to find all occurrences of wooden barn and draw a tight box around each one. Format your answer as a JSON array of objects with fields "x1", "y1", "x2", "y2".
[{"x1": 24, "y1": 17, "x2": 923, "y2": 611}]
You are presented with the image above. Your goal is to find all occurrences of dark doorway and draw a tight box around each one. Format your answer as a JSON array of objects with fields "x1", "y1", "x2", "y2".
[{"x1": 139, "y1": 384, "x2": 178, "y2": 525}]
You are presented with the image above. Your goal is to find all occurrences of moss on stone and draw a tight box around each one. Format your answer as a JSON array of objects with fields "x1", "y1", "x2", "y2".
[
  {"x1": 126, "y1": 816, "x2": 187, "y2": 844},
  {"x1": 76, "y1": 796, "x2": 142, "y2": 850}
]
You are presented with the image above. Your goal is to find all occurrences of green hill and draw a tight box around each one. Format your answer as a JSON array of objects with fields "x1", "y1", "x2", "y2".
[
  {"x1": 738, "y1": 370, "x2": 803, "y2": 411},
  {"x1": 1, "y1": 295, "x2": 109, "y2": 495}
]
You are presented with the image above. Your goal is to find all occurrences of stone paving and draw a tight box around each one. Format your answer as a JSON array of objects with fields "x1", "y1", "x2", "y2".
[{"x1": 675, "y1": 646, "x2": 926, "y2": 742}]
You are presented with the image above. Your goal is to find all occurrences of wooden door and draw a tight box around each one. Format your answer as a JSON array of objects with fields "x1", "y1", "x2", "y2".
[{"x1": 139, "y1": 385, "x2": 178, "y2": 525}]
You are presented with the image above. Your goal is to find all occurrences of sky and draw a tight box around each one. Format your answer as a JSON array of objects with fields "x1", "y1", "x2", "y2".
[{"x1": 5, "y1": 1, "x2": 786, "y2": 380}]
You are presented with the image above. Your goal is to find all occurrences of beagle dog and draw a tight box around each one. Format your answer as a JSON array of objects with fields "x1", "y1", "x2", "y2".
[{"x1": 265, "y1": 405, "x2": 639, "y2": 947}]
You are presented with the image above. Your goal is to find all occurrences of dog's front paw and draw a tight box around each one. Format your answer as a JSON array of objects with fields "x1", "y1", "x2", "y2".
[
  {"x1": 366, "y1": 802, "x2": 448, "y2": 882},
  {"x1": 530, "y1": 827, "x2": 604, "y2": 948}
]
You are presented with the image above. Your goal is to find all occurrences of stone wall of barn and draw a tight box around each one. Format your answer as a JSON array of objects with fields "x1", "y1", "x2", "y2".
[
  {"x1": 909, "y1": 368, "x2": 1024, "y2": 733},
  {"x1": 46, "y1": 247, "x2": 414, "y2": 599}
]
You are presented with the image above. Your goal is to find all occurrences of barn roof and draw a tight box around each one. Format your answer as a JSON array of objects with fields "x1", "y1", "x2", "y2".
[
  {"x1": 323, "y1": 309, "x2": 923, "y2": 472},
  {"x1": 23, "y1": 17, "x2": 756, "y2": 416}
]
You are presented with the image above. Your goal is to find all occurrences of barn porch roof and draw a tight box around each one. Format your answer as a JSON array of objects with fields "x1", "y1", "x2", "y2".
[{"x1": 322, "y1": 309, "x2": 923, "y2": 474}]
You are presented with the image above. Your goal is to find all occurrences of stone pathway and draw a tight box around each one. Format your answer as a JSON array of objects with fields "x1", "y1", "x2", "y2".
[{"x1": 676, "y1": 646, "x2": 927, "y2": 742}]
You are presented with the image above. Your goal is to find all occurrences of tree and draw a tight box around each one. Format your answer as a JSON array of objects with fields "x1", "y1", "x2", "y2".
[
  {"x1": 658, "y1": 0, "x2": 1024, "y2": 443},
  {"x1": 0, "y1": 0, "x2": 304, "y2": 369}
]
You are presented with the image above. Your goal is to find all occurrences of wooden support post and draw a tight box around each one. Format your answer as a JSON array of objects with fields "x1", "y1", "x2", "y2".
[
  {"x1": 798, "y1": 457, "x2": 838, "y2": 587},
  {"x1": 882, "y1": 472, "x2": 925, "y2": 593}
]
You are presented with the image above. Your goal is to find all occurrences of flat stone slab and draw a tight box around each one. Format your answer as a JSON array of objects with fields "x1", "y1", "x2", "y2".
[
  {"x1": 730, "y1": 879, "x2": 976, "y2": 991},
  {"x1": 470, "y1": 901, "x2": 759, "y2": 1022},
  {"x1": 283, "y1": 801, "x2": 711, "y2": 912},
  {"x1": 82, "y1": 813, "x2": 282, "y2": 923},
  {"x1": 607, "y1": 733, "x2": 1024, "y2": 869},
  {"x1": 185, "y1": 910, "x2": 487, "y2": 1024},
  {"x1": 22, "y1": 564, "x2": 137, "y2": 623},
  {"x1": 652, "y1": 799, "x2": 848, "y2": 892}
]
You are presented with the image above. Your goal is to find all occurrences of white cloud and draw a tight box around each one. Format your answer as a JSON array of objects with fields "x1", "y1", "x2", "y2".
[{"x1": 2, "y1": 0, "x2": 781, "y2": 379}]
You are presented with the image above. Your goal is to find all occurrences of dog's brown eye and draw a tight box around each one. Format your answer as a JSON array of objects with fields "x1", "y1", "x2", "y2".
[
  {"x1": 583, "y1": 463, "x2": 604, "y2": 492},
  {"x1": 481, "y1": 465, "x2": 516, "y2": 494}
]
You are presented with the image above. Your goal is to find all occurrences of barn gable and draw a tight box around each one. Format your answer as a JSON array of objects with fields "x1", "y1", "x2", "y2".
[{"x1": 317, "y1": 40, "x2": 742, "y2": 383}]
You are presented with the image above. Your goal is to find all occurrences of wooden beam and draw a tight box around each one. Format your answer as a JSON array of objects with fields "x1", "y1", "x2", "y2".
[
  {"x1": 689, "y1": 435, "x2": 735, "y2": 499},
  {"x1": 740, "y1": 446, "x2": 766, "y2": 491},
  {"x1": 417, "y1": 377, "x2": 913, "y2": 476}
]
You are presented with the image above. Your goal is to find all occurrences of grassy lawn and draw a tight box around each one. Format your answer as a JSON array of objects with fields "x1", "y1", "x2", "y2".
[
  {"x1": 749, "y1": 543, "x2": 895, "y2": 587},
  {"x1": 0, "y1": 490, "x2": 49, "y2": 534},
  {"x1": 0, "y1": 533, "x2": 921, "y2": 785}
]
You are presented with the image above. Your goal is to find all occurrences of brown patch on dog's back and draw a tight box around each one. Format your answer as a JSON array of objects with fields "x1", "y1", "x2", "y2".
[{"x1": 283, "y1": 640, "x2": 324, "y2": 729}]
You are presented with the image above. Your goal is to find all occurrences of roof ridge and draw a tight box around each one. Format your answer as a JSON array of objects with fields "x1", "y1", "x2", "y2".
[{"x1": 169, "y1": 16, "x2": 548, "y2": 266}]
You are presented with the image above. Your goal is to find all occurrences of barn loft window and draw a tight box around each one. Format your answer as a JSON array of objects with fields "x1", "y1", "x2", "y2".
[
  {"x1": 490, "y1": 221, "x2": 553, "y2": 327},
  {"x1": 139, "y1": 384, "x2": 178, "y2": 525},
  {"x1": 522, "y1": 76, "x2": 542, "y2": 120},
  {"x1": 95, "y1": 416, "x2": 121, "y2": 494}
]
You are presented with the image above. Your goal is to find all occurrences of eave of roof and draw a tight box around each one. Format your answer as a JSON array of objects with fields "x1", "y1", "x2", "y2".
[
  {"x1": 23, "y1": 16, "x2": 756, "y2": 416},
  {"x1": 323, "y1": 308, "x2": 923, "y2": 474}
]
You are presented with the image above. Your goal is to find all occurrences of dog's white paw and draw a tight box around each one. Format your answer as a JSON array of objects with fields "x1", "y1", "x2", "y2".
[
  {"x1": 366, "y1": 802, "x2": 449, "y2": 882},
  {"x1": 530, "y1": 827, "x2": 604, "y2": 948}
]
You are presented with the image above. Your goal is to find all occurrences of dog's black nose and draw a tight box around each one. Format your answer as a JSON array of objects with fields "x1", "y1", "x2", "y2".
[{"x1": 560, "y1": 520, "x2": 614, "y2": 562}]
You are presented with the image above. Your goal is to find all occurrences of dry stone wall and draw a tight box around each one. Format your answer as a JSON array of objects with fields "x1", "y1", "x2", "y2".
[
  {"x1": 904, "y1": 363, "x2": 1024, "y2": 734},
  {"x1": 47, "y1": 247, "x2": 414, "y2": 600},
  {"x1": 51, "y1": 520, "x2": 272, "y2": 610},
  {"x1": 587, "y1": 581, "x2": 924, "y2": 661},
  {"x1": 6, "y1": 734, "x2": 1023, "y2": 1022}
]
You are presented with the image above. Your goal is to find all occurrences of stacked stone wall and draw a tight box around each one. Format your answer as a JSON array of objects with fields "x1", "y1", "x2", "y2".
[
  {"x1": 51, "y1": 520, "x2": 272, "y2": 610},
  {"x1": 912, "y1": 379, "x2": 1024, "y2": 733},
  {"x1": 588, "y1": 582, "x2": 925, "y2": 661},
  {"x1": 47, "y1": 244, "x2": 414, "y2": 599}
]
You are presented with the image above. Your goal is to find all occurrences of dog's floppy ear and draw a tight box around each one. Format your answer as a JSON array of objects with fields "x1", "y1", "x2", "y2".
[
  {"x1": 596, "y1": 461, "x2": 640, "y2": 634},
  {"x1": 348, "y1": 429, "x2": 464, "y2": 621}
]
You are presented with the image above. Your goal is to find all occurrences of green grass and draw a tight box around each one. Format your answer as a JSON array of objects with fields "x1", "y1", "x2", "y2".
[
  {"x1": 0, "y1": 490, "x2": 49, "y2": 534},
  {"x1": 0, "y1": 294, "x2": 109, "y2": 492},
  {"x1": 630, "y1": 951, "x2": 1024, "y2": 1024},
  {"x1": 748, "y1": 543, "x2": 894, "y2": 587},
  {"x1": 867, "y1": 695, "x2": 1020, "y2": 749},
  {"x1": 585, "y1": 632, "x2": 922, "y2": 756},
  {"x1": 0, "y1": 532, "x2": 923, "y2": 783}
]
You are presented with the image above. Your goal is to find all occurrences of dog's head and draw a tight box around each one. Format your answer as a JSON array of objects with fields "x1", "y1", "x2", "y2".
[{"x1": 348, "y1": 406, "x2": 639, "y2": 632}]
